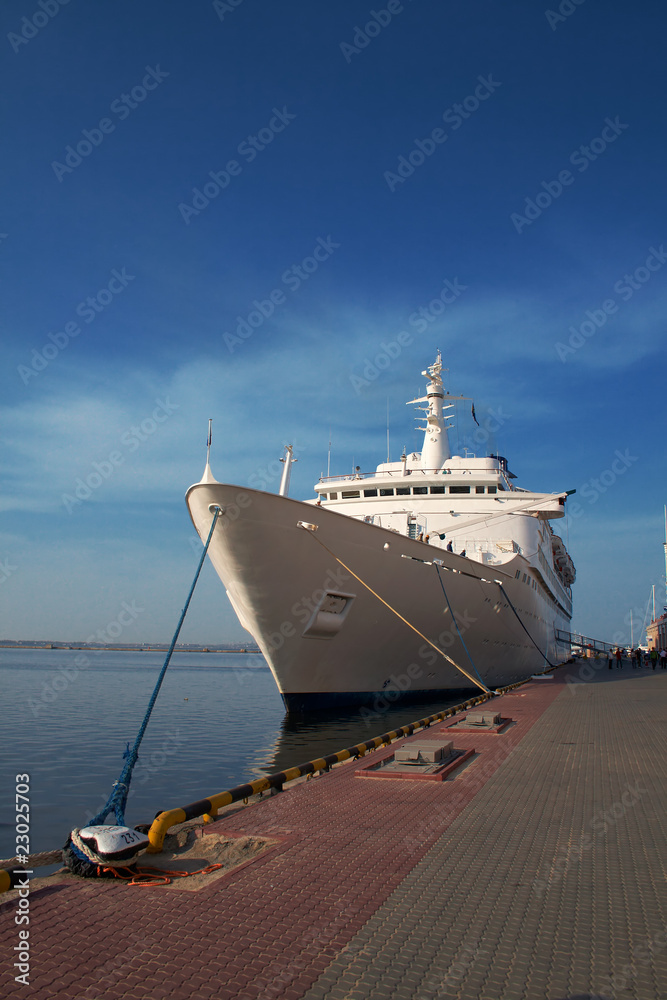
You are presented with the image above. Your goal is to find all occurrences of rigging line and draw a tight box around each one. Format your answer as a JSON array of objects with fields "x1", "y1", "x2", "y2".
[
  {"x1": 640, "y1": 588, "x2": 653, "y2": 636},
  {"x1": 494, "y1": 579, "x2": 555, "y2": 668},
  {"x1": 297, "y1": 523, "x2": 491, "y2": 695},
  {"x1": 90, "y1": 506, "x2": 223, "y2": 827},
  {"x1": 434, "y1": 563, "x2": 487, "y2": 688}
]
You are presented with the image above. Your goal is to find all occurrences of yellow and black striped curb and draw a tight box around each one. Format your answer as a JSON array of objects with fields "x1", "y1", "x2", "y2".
[
  {"x1": 0, "y1": 868, "x2": 30, "y2": 893},
  {"x1": 0, "y1": 664, "x2": 563, "y2": 888},
  {"x1": 146, "y1": 670, "x2": 558, "y2": 852}
]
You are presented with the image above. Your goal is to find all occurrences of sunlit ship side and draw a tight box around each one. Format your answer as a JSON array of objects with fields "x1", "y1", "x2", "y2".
[{"x1": 186, "y1": 354, "x2": 575, "y2": 711}]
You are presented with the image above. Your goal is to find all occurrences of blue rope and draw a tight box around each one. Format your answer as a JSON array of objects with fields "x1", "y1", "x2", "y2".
[
  {"x1": 494, "y1": 579, "x2": 555, "y2": 668},
  {"x1": 434, "y1": 563, "x2": 488, "y2": 689},
  {"x1": 89, "y1": 507, "x2": 222, "y2": 827}
]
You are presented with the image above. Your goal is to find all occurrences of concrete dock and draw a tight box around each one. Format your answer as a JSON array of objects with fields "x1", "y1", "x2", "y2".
[{"x1": 2, "y1": 663, "x2": 666, "y2": 999}]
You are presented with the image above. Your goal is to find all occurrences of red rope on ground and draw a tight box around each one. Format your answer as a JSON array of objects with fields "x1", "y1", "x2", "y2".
[{"x1": 101, "y1": 863, "x2": 223, "y2": 886}]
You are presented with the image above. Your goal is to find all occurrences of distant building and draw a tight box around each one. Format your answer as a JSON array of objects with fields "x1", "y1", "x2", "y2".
[{"x1": 647, "y1": 611, "x2": 667, "y2": 651}]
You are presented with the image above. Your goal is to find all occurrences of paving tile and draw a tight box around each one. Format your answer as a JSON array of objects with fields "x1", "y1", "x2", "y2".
[
  {"x1": 2, "y1": 669, "x2": 663, "y2": 1000},
  {"x1": 300, "y1": 671, "x2": 667, "y2": 999}
]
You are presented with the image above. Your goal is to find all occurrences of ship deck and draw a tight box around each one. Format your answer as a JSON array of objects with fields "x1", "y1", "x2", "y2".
[{"x1": 2, "y1": 661, "x2": 666, "y2": 999}]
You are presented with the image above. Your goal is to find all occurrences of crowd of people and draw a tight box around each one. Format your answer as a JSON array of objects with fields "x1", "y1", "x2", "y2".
[{"x1": 606, "y1": 646, "x2": 667, "y2": 669}]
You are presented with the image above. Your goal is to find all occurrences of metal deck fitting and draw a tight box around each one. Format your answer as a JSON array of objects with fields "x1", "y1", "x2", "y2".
[{"x1": 355, "y1": 741, "x2": 475, "y2": 781}]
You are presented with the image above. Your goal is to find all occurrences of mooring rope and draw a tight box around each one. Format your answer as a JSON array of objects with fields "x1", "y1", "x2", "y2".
[
  {"x1": 494, "y1": 579, "x2": 555, "y2": 668},
  {"x1": 89, "y1": 506, "x2": 222, "y2": 827},
  {"x1": 433, "y1": 563, "x2": 488, "y2": 689},
  {"x1": 3, "y1": 671, "x2": 555, "y2": 879},
  {"x1": 98, "y1": 862, "x2": 224, "y2": 887},
  {"x1": 298, "y1": 522, "x2": 491, "y2": 695}
]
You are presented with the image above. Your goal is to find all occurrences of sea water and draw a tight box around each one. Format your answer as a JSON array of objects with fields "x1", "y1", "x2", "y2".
[{"x1": 1, "y1": 648, "x2": 462, "y2": 859}]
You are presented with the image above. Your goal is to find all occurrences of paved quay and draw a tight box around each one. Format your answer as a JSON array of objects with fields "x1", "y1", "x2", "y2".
[{"x1": 2, "y1": 664, "x2": 666, "y2": 1000}]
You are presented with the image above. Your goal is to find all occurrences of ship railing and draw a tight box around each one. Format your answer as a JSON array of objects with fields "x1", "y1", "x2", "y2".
[
  {"x1": 316, "y1": 466, "x2": 512, "y2": 486},
  {"x1": 538, "y1": 548, "x2": 572, "y2": 604},
  {"x1": 555, "y1": 629, "x2": 619, "y2": 654},
  {"x1": 317, "y1": 468, "x2": 455, "y2": 483}
]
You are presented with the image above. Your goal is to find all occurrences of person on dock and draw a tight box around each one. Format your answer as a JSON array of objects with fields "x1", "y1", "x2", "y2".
[
  {"x1": 660, "y1": 649, "x2": 666, "y2": 669},
  {"x1": 615, "y1": 647, "x2": 623, "y2": 668},
  {"x1": 650, "y1": 648, "x2": 658, "y2": 670},
  {"x1": 631, "y1": 648, "x2": 638, "y2": 669},
  {"x1": 608, "y1": 650, "x2": 614, "y2": 670}
]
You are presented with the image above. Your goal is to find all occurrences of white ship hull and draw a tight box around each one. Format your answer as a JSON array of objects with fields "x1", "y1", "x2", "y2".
[{"x1": 187, "y1": 482, "x2": 571, "y2": 711}]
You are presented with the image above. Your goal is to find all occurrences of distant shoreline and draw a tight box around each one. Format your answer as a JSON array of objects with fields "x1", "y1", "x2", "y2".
[{"x1": 0, "y1": 644, "x2": 262, "y2": 653}]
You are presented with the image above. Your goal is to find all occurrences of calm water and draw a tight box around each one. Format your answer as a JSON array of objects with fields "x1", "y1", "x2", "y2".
[{"x1": 1, "y1": 648, "x2": 463, "y2": 858}]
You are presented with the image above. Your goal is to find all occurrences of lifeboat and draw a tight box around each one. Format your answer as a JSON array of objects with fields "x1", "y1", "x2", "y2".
[{"x1": 552, "y1": 534, "x2": 576, "y2": 586}]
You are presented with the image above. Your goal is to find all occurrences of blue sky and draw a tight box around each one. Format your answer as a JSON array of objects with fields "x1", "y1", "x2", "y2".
[{"x1": 1, "y1": 0, "x2": 665, "y2": 646}]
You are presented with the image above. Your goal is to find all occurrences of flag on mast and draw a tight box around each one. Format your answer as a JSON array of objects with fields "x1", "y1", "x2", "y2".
[{"x1": 471, "y1": 403, "x2": 479, "y2": 426}]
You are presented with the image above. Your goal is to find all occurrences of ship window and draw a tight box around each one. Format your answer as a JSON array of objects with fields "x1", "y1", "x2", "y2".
[
  {"x1": 429, "y1": 486, "x2": 445, "y2": 494},
  {"x1": 329, "y1": 492, "x2": 338, "y2": 499},
  {"x1": 488, "y1": 486, "x2": 497, "y2": 494},
  {"x1": 450, "y1": 486, "x2": 470, "y2": 494},
  {"x1": 522, "y1": 573, "x2": 527, "y2": 582},
  {"x1": 396, "y1": 487, "x2": 410, "y2": 495},
  {"x1": 476, "y1": 486, "x2": 485, "y2": 494},
  {"x1": 515, "y1": 570, "x2": 521, "y2": 579},
  {"x1": 380, "y1": 488, "x2": 394, "y2": 496},
  {"x1": 363, "y1": 489, "x2": 378, "y2": 497},
  {"x1": 498, "y1": 484, "x2": 505, "y2": 491},
  {"x1": 412, "y1": 486, "x2": 428, "y2": 495},
  {"x1": 341, "y1": 490, "x2": 360, "y2": 498}
]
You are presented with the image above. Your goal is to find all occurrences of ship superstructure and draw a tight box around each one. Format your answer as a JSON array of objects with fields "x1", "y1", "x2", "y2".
[{"x1": 187, "y1": 353, "x2": 575, "y2": 710}]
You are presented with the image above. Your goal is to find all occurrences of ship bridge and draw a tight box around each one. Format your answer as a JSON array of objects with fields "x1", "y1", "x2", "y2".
[
  {"x1": 310, "y1": 352, "x2": 567, "y2": 522},
  {"x1": 305, "y1": 352, "x2": 574, "y2": 609}
]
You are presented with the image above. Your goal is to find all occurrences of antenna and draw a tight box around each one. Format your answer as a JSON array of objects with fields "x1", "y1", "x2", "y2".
[
  {"x1": 456, "y1": 399, "x2": 459, "y2": 455},
  {"x1": 386, "y1": 398, "x2": 390, "y2": 463},
  {"x1": 206, "y1": 418, "x2": 212, "y2": 464},
  {"x1": 327, "y1": 426, "x2": 331, "y2": 478}
]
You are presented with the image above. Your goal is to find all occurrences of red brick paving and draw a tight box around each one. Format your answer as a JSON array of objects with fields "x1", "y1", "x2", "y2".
[{"x1": 1, "y1": 677, "x2": 565, "y2": 999}]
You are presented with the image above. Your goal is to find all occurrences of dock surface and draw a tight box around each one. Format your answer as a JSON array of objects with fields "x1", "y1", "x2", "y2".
[{"x1": 3, "y1": 665, "x2": 666, "y2": 999}]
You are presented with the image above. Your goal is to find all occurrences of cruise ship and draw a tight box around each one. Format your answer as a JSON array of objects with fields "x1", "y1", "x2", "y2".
[{"x1": 186, "y1": 354, "x2": 575, "y2": 711}]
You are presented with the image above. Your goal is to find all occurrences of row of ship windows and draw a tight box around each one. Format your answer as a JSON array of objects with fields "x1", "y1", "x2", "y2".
[
  {"x1": 516, "y1": 569, "x2": 538, "y2": 591},
  {"x1": 325, "y1": 485, "x2": 501, "y2": 499},
  {"x1": 516, "y1": 567, "x2": 568, "y2": 619}
]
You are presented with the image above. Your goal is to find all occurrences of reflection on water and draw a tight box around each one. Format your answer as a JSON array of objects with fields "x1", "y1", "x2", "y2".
[
  {"x1": 1, "y1": 648, "x2": 475, "y2": 856},
  {"x1": 262, "y1": 691, "x2": 473, "y2": 776}
]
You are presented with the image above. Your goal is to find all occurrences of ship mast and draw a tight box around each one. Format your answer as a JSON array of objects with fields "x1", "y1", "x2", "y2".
[
  {"x1": 407, "y1": 351, "x2": 453, "y2": 470},
  {"x1": 279, "y1": 444, "x2": 297, "y2": 497}
]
